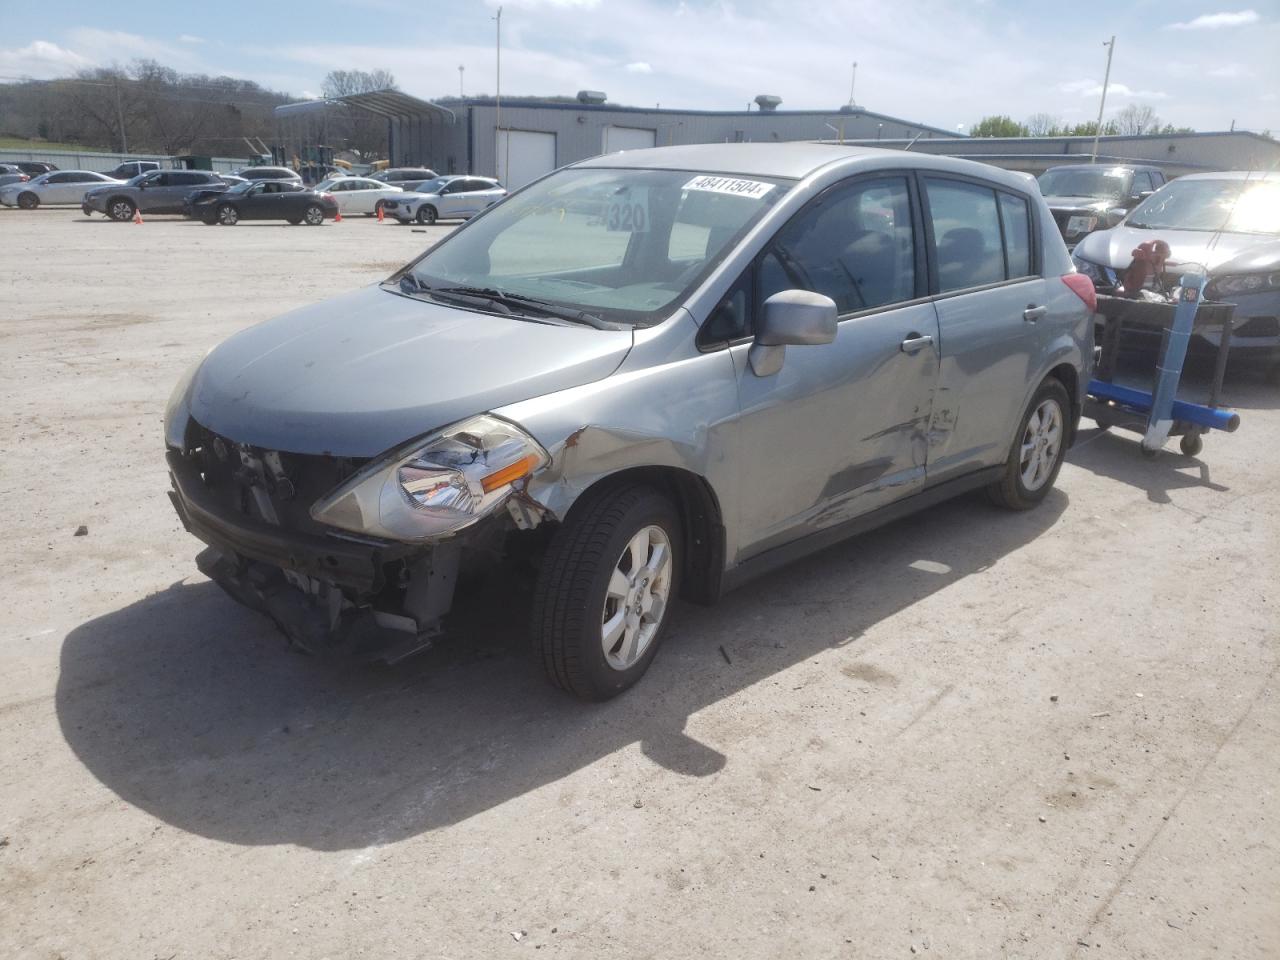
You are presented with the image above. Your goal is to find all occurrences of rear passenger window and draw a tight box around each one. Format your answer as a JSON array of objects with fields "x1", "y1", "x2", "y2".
[
  {"x1": 759, "y1": 177, "x2": 917, "y2": 314},
  {"x1": 924, "y1": 179, "x2": 1006, "y2": 292},
  {"x1": 998, "y1": 191, "x2": 1032, "y2": 279}
]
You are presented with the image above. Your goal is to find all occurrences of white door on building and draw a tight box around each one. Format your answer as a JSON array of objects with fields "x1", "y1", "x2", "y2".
[
  {"x1": 496, "y1": 130, "x2": 556, "y2": 189},
  {"x1": 603, "y1": 126, "x2": 657, "y2": 154}
]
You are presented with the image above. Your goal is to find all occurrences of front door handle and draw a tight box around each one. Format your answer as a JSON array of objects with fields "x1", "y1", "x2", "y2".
[
  {"x1": 1023, "y1": 304, "x2": 1048, "y2": 322},
  {"x1": 900, "y1": 334, "x2": 935, "y2": 354}
]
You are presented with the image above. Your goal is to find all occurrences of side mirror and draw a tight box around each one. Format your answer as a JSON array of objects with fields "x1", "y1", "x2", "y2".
[{"x1": 748, "y1": 289, "x2": 838, "y2": 377}]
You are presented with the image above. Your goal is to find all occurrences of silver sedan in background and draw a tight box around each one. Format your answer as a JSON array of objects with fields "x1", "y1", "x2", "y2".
[{"x1": 0, "y1": 170, "x2": 122, "y2": 209}]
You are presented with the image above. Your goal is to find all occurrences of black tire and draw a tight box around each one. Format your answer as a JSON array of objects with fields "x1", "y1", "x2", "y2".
[
  {"x1": 108, "y1": 197, "x2": 135, "y2": 221},
  {"x1": 303, "y1": 204, "x2": 324, "y2": 225},
  {"x1": 531, "y1": 485, "x2": 681, "y2": 701},
  {"x1": 217, "y1": 204, "x2": 238, "y2": 226},
  {"x1": 287, "y1": 217, "x2": 302, "y2": 225},
  {"x1": 1179, "y1": 433, "x2": 1204, "y2": 457},
  {"x1": 987, "y1": 378, "x2": 1071, "y2": 510},
  {"x1": 416, "y1": 204, "x2": 437, "y2": 225},
  {"x1": 17, "y1": 192, "x2": 38, "y2": 210},
  {"x1": 202, "y1": 215, "x2": 218, "y2": 225}
]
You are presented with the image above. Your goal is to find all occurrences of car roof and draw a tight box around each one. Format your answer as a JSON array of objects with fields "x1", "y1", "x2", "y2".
[
  {"x1": 1173, "y1": 170, "x2": 1280, "y2": 182},
  {"x1": 572, "y1": 142, "x2": 1036, "y2": 192},
  {"x1": 1042, "y1": 163, "x2": 1159, "y2": 173}
]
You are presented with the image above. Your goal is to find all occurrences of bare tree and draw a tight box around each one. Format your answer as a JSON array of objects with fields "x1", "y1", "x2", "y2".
[
  {"x1": 1025, "y1": 112, "x2": 1062, "y2": 136},
  {"x1": 1113, "y1": 103, "x2": 1160, "y2": 136},
  {"x1": 321, "y1": 70, "x2": 397, "y2": 98}
]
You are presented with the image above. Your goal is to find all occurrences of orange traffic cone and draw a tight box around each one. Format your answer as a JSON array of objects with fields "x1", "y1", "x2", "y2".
[
  {"x1": 334, "y1": 209, "x2": 342, "y2": 223},
  {"x1": 133, "y1": 208, "x2": 143, "y2": 224},
  {"x1": 376, "y1": 204, "x2": 384, "y2": 223}
]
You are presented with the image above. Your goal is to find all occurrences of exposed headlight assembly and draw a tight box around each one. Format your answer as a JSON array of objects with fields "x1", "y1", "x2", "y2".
[
  {"x1": 1210, "y1": 272, "x2": 1280, "y2": 297},
  {"x1": 311, "y1": 414, "x2": 548, "y2": 542},
  {"x1": 1071, "y1": 255, "x2": 1106, "y2": 284}
]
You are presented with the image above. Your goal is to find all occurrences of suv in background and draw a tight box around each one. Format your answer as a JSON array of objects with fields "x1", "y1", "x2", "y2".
[
  {"x1": 371, "y1": 167, "x2": 439, "y2": 192},
  {"x1": 1037, "y1": 164, "x2": 1167, "y2": 248},
  {"x1": 102, "y1": 160, "x2": 161, "y2": 180},
  {"x1": 233, "y1": 166, "x2": 304, "y2": 183},
  {"x1": 82, "y1": 169, "x2": 226, "y2": 220},
  {"x1": 9, "y1": 160, "x2": 58, "y2": 177},
  {"x1": 381, "y1": 175, "x2": 507, "y2": 224},
  {"x1": 165, "y1": 143, "x2": 1091, "y2": 700}
]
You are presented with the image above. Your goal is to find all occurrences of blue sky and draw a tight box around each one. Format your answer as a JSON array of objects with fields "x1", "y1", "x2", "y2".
[{"x1": 1, "y1": 1, "x2": 1277, "y2": 133}]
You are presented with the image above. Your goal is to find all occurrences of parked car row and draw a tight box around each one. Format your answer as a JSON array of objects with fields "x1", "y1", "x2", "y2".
[{"x1": 1037, "y1": 164, "x2": 1168, "y2": 249}]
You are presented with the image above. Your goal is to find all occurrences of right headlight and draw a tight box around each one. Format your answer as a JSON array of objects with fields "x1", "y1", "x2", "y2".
[
  {"x1": 310, "y1": 414, "x2": 549, "y2": 542},
  {"x1": 1071, "y1": 255, "x2": 1106, "y2": 284},
  {"x1": 1210, "y1": 272, "x2": 1280, "y2": 297}
]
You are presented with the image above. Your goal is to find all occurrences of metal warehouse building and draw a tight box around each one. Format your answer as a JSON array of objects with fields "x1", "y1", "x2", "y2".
[
  {"x1": 852, "y1": 130, "x2": 1280, "y2": 177},
  {"x1": 275, "y1": 90, "x2": 960, "y2": 187}
]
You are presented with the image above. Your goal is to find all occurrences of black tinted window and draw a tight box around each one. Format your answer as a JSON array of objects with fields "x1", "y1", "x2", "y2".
[
  {"x1": 925, "y1": 179, "x2": 1006, "y2": 292},
  {"x1": 760, "y1": 176, "x2": 917, "y2": 314},
  {"x1": 998, "y1": 191, "x2": 1032, "y2": 279}
]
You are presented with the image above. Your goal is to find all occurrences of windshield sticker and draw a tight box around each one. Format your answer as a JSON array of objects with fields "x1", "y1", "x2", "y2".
[
  {"x1": 605, "y1": 186, "x2": 650, "y2": 233},
  {"x1": 682, "y1": 175, "x2": 775, "y2": 200}
]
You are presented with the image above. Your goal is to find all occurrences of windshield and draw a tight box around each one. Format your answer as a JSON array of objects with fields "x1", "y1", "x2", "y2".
[
  {"x1": 417, "y1": 178, "x2": 450, "y2": 194},
  {"x1": 1037, "y1": 167, "x2": 1131, "y2": 200},
  {"x1": 315, "y1": 178, "x2": 340, "y2": 191},
  {"x1": 1127, "y1": 178, "x2": 1280, "y2": 235},
  {"x1": 225, "y1": 181, "x2": 256, "y2": 194},
  {"x1": 402, "y1": 167, "x2": 790, "y2": 325}
]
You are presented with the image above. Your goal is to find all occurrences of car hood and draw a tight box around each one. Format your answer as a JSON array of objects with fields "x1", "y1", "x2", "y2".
[
  {"x1": 1043, "y1": 195, "x2": 1115, "y2": 211},
  {"x1": 1073, "y1": 224, "x2": 1280, "y2": 274},
  {"x1": 188, "y1": 284, "x2": 635, "y2": 457}
]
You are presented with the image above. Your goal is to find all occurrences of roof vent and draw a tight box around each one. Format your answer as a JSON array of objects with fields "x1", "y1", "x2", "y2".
[
  {"x1": 577, "y1": 90, "x2": 607, "y2": 105},
  {"x1": 754, "y1": 94, "x2": 782, "y2": 112}
]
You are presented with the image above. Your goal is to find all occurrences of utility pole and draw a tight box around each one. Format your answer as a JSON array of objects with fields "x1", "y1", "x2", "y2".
[
  {"x1": 494, "y1": 6, "x2": 503, "y2": 179},
  {"x1": 848, "y1": 61, "x2": 858, "y2": 108},
  {"x1": 458, "y1": 65, "x2": 465, "y2": 99},
  {"x1": 113, "y1": 75, "x2": 128, "y2": 154},
  {"x1": 1090, "y1": 36, "x2": 1115, "y2": 163}
]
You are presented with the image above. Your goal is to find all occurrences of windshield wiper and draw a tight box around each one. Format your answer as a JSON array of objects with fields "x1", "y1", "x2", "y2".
[{"x1": 432, "y1": 286, "x2": 615, "y2": 330}]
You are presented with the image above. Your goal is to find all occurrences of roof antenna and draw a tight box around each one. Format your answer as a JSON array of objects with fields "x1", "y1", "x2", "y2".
[{"x1": 903, "y1": 132, "x2": 924, "y2": 151}]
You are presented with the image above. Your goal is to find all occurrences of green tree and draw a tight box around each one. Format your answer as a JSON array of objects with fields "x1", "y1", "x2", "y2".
[{"x1": 970, "y1": 115, "x2": 1029, "y2": 137}]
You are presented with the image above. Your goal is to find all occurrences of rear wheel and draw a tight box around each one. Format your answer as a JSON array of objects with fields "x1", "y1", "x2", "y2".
[
  {"x1": 987, "y1": 378, "x2": 1070, "y2": 510},
  {"x1": 416, "y1": 204, "x2": 437, "y2": 225},
  {"x1": 17, "y1": 192, "x2": 38, "y2": 210},
  {"x1": 370, "y1": 200, "x2": 385, "y2": 218},
  {"x1": 108, "y1": 198, "x2": 135, "y2": 221},
  {"x1": 303, "y1": 204, "x2": 324, "y2": 225},
  {"x1": 286, "y1": 217, "x2": 302, "y2": 225},
  {"x1": 531, "y1": 485, "x2": 680, "y2": 701},
  {"x1": 217, "y1": 204, "x2": 238, "y2": 226}
]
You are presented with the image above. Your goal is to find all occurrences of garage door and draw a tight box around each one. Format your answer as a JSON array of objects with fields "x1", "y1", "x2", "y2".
[
  {"x1": 603, "y1": 126, "x2": 657, "y2": 154},
  {"x1": 496, "y1": 130, "x2": 556, "y2": 190}
]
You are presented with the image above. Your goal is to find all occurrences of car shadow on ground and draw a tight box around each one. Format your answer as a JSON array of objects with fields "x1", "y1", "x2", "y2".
[{"x1": 58, "y1": 489, "x2": 1067, "y2": 851}]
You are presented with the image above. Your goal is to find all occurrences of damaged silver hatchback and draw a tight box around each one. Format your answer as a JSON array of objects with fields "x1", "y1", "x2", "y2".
[{"x1": 166, "y1": 143, "x2": 1093, "y2": 700}]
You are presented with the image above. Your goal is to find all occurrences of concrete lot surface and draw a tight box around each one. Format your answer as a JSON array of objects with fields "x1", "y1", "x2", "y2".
[{"x1": 1, "y1": 209, "x2": 1277, "y2": 959}]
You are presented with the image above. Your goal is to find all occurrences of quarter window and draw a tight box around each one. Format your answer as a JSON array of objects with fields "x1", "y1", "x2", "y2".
[
  {"x1": 998, "y1": 191, "x2": 1032, "y2": 279},
  {"x1": 759, "y1": 176, "x2": 918, "y2": 314}
]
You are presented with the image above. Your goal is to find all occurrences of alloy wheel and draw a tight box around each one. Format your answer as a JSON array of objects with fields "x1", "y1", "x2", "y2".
[
  {"x1": 601, "y1": 524, "x2": 673, "y2": 671},
  {"x1": 1020, "y1": 398, "x2": 1064, "y2": 491}
]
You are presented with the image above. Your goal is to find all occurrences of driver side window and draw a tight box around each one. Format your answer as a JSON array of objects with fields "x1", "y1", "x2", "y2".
[{"x1": 759, "y1": 177, "x2": 918, "y2": 315}]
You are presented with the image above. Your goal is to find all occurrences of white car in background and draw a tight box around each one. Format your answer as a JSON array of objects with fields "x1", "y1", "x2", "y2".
[
  {"x1": 380, "y1": 175, "x2": 508, "y2": 225},
  {"x1": 313, "y1": 176, "x2": 406, "y2": 217},
  {"x1": 0, "y1": 170, "x2": 123, "y2": 209}
]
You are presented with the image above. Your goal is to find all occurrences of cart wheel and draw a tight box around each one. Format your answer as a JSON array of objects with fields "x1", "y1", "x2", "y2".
[
  {"x1": 1092, "y1": 420, "x2": 1109, "y2": 432},
  {"x1": 1179, "y1": 433, "x2": 1204, "y2": 457}
]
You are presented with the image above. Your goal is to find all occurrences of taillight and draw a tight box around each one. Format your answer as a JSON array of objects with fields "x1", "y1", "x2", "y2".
[{"x1": 1062, "y1": 273, "x2": 1097, "y2": 315}]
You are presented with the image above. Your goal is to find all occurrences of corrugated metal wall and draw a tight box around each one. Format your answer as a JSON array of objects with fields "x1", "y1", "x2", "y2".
[{"x1": 0, "y1": 149, "x2": 246, "y2": 172}]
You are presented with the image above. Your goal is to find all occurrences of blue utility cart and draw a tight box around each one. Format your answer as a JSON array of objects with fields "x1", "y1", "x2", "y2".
[{"x1": 1084, "y1": 273, "x2": 1241, "y2": 458}]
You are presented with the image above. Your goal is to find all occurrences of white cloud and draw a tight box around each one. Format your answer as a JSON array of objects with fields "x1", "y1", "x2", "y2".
[
  {"x1": 65, "y1": 28, "x2": 199, "y2": 69},
  {"x1": 1058, "y1": 79, "x2": 1169, "y2": 100},
  {"x1": 1167, "y1": 9, "x2": 1260, "y2": 30},
  {"x1": 178, "y1": 34, "x2": 206, "y2": 44},
  {"x1": 1208, "y1": 63, "x2": 1251, "y2": 78},
  {"x1": 0, "y1": 40, "x2": 94, "y2": 79},
  {"x1": 625, "y1": 61, "x2": 652, "y2": 74}
]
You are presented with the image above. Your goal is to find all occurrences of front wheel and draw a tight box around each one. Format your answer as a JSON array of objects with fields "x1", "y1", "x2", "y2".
[
  {"x1": 415, "y1": 204, "x2": 437, "y2": 225},
  {"x1": 108, "y1": 198, "x2": 135, "y2": 221},
  {"x1": 303, "y1": 204, "x2": 324, "y2": 225},
  {"x1": 217, "y1": 204, "x2": 238, "y2": 226},
  {"x1": 17, "y1": 192, "x2": 38, "y2": 210},
  {"x1": 987, "y1": 378, "x2": 1071, "y2": 510},
  {"x1": 531, "y1": 485, "x2": 681, "y2": 701}
]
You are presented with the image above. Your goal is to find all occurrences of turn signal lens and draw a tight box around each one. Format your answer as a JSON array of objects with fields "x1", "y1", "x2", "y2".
[{"x1": 480, "y1": 453, "x2": 541, "y2": 494}]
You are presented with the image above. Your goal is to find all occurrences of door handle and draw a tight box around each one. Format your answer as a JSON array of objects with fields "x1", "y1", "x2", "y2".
[
  {"x1": 900, "y1": 334, "x2": 935, "y2": 354},
  {"x1": 1023, "y1": 304, "x2": 1048, "y2": 322}
]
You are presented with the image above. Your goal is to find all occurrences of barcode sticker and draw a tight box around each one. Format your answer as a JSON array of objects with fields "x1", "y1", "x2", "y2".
[{"x1": 682, "y1": 175, "x2": 774, "y2": 199}]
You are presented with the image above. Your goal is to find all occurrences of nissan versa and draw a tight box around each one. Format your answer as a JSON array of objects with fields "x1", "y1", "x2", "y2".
[{"x1": 165, "y1": 144, "x2": 1093, "y2": 700}]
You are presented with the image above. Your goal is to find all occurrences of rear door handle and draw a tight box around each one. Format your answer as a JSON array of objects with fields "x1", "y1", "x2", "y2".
[
  {"x1": 1023, "y1": 304, "x2": 1048, "y2": 322},
  {"x1": 900, "y1": 334, "x2": 935, "y2": 354}
]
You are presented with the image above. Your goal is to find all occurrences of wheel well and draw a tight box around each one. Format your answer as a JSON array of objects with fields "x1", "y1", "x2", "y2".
[
  {"x1": 1047, "y1": 362, "x2": 1081, "y2": 443},
  {"x1": 563, "y1": 466, "x2": 726, "y2": 606},
  {"x1": 107, "y1": 194, "x2": 133, "y2": 208}
]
